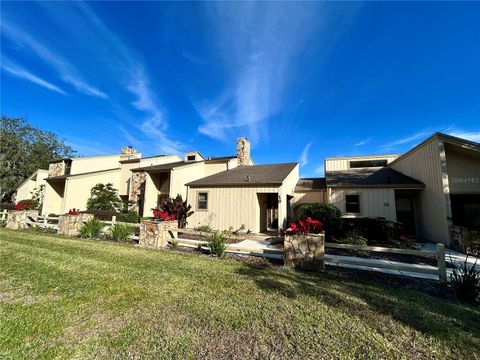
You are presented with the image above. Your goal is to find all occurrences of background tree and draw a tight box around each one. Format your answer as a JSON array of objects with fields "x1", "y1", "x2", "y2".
[
  {"x1": 0, "y1": 116, "x2": 75, "y2": 202},
  {"x1": 86, "y1": 183, "x2": 123, "y2": 211}
]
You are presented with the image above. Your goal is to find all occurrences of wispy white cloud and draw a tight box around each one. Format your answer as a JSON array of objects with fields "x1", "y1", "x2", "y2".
[
  {"x1": 355, "y1": 137, "x2": 370, "y2": 146},
  {"x1": 1, "y1": 56, "x2": 66, "y2": 95},
  {"x1": 195, "y1": 3, "x2": 327, "y2": 143},
  {"x1": 299, "y1": 142, "x2": 312, "y2": 166},
  {"x1": 315, "y1": 164, "x2": 325, "y2": 176},
  {"x1": 1, "y1": 20, "x2": 107, "y2": 99},
  {"x1": 444, "y1": 129, "x2": 480, "y2": 143},
  {"x1": 382, "y1": 129, "x2": 433, "y2": 150}
]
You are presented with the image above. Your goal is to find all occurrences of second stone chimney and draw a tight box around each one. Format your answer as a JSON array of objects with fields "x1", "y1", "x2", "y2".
[{"x1": 236, "y1": 137, "x2": 251, "y2": 166}]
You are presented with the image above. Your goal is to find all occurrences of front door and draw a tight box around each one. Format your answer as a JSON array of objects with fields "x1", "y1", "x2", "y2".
[
  {"x1": 266, "y1": 193, "x2": 279, "y2": 230},
  {"x1": 395, "y1": 196, "x2": 415, "y2": 235}
]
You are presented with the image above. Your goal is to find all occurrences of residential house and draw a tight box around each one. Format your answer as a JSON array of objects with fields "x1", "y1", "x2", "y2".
[{"x1": 14, "y1": 169, "x2": 48, "y2": 203}]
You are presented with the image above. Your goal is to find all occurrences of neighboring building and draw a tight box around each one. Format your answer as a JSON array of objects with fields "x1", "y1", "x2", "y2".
[
  {"x1": 186, "y1": 163, "x2": 299, "y2": 233},
  {"x1": 322, "y1": 133, "x2": 480, "y2": 245},
  {"x1": 14, "y1": 169, "x2": 48, "y2": 203},
  {"x1": 17, "y1": 132, "x2": 479, "y2": 245}
]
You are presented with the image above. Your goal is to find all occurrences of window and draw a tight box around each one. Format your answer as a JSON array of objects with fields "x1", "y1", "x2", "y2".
[
  {"x1": 187, "y1": 155, "x2": 196, "y2": 161},
  {"x1": 345, "y1": 194, "x2": 360, "y2": 213},
  {"x1": 197, "y1": 192, "x2": 208, "y2": 210},
  {"x1": 349, "y1": 159, "x2": 388, "y2": 168}
]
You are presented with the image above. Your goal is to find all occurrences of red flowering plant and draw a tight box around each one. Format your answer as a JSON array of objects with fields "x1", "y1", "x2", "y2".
[
  {"x1": 152, "y1": 208, "x2": 175, "y2": 222},
  {"x1": 285, "y1": 217, "x2": 324, "y2": 236},
  {"x1": 68, "y1": 208, "x2": 81, "y2": 216},
  {"x1": 15, "y1": 199, "x2": 34, "y2": 211}
]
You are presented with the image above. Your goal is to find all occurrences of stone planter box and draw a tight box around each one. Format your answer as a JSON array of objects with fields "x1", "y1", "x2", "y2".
[
  {"x1": 57, "y1": 213, "x2": 94, "y2": 236},
  {"x1": 6, "y1": 210, "x2": 38, "y2": 230},
  {"x1": 284, "y1": 233, "x2": 325, "y2": 271},
  {"x1": 139, "y1": 220, "x2": 178, "y2": 249}
]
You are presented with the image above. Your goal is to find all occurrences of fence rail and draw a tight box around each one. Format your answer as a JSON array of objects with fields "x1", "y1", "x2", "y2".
[{"x1": 325, "y1": 242, "x2": 447, "y2": 283}]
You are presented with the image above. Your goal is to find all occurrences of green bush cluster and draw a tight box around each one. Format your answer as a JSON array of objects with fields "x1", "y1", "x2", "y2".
[
  {"x1": 293, "y1": 203, "x2": 405, "y2": 246},
  {"x1": 109, "y1": 223, "x2": 135, "y2": 242},
  {"x1": 293, "y1": 203, "x2": 342, "y2": 241},
  {"x1": 79, "y1": 218, "x2": 104, "y2": 239},
  {"x1": 343, "y1": 231, "x2": 368, "y2": 246},
  {"x1": 208, "y1": 231, "x2": 226, "y2": 257},
  {"x1": 118, "y1": 211, "x2": 139, "y2": 224},
  {"x1": 450, "y1": 255, "x2": 480, "y2": 302}
]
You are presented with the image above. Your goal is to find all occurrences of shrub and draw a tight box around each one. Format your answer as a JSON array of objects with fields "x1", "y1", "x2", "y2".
[
  {"x1": 464, "y1": 204, "x2": 480, "y2": 230},
  {"x1": 294, "y1": 203, "x2": 342, "y2": 240},
  {"x1": 79, "y1": 218, "x2": 104, "y2": 238},
  {"x1": 450, "y1": 255, "x2": 480, "y2": 302},
  {"x1": 0, "y1": 219, "x2": 6, "y2": 228},
  {"x1": 194, "y1": 224, "x2": 212, "y2": 232},
  {"x1": 208, "y1": 231, "x2": 226, "y2": 257},
  {"x1": 118, "y1": 211, "x2": 139, "y2": 223},
  {"x1": 341, "y1": 217, "x2": 404, "y2": 244},
  {"x1": 109, "y1": 223, "x2": 134, "y2": 242},
  {"x1": 86, "y1": 183, "x2": 123, "y2": 212},
  {"x1": 68, "y1": 208, "x2": 80, "y2": 215},
  {"x1": 343, "y1": 231, "x2": 368, "y2": 246},
  {"x1": 157, "y1": 195, "x2": 194, "y2": 228},
  {"x1": 30, "y1": 184, "x2": 45, "y2": 211},
  {"x1": 48, "y1": 213, "x2": 58, "y2": 217},
  {"x1": 287, "y1": 217, "x2": 324, "y2": 235}
]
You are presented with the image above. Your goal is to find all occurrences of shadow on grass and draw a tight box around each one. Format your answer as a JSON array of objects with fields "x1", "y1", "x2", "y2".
[{"x1": 235, "y1": 263, "x2": 480, "y2": 351}]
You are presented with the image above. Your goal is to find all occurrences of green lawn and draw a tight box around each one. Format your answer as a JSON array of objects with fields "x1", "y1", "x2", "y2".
[{"x1": 1, "y1": 229, "x2": 479, "y2": 359}]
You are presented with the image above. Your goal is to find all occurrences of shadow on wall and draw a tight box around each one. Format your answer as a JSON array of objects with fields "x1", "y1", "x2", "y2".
[{"x1": 234, "y1": 264, "x2": 480, "y2": 350}]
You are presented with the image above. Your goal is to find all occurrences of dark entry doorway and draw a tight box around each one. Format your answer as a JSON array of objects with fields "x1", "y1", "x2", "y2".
[{"x1": 395, "y1": 190, "x2": 416, "y2": 235}]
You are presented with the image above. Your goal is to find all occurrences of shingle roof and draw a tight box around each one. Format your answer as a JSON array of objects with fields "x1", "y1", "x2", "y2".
[
  {"x1": 46, "y1": 168, "x2": 119, "y2": 181},
  {"x1": 186, "y1": 163, "x2": 298, "y2": 187},
  {"x1": 131, "y1": 161, "x2": 189, "y2": 172},
  {"x1": 295, "y1": 178, "x2": 326, "y2": 191},
  {"x1": 326, "y1": 168, "x2": 424, "y2": 188}
]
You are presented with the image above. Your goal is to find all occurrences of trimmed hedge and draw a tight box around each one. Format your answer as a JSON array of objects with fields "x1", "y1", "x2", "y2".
[{"x1": 82, "y1": 209, "x2": 119, "y2": 221}]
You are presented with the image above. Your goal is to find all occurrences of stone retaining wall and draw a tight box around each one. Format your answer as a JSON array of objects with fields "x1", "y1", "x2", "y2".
[
  {"x1": 284, "y1": 233, "x2": 325, "y2": 271},
  {"x1": 6, "y1": 210, "x2": 39, "y2": 230},
  {"x1": 139, "y1": 220, "x2": 178, "y2": 248},
  {"x1": 57, "y1": 214, "x2": 95, "y2": 236}
]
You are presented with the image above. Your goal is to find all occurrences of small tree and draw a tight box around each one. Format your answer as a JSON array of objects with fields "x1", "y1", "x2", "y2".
[
  {"x1": 86, "y1": 183, "x2": 123, "y2": 211},
  {"x1": 30, "y1": 184, "x2": 45, "y2": 211}
]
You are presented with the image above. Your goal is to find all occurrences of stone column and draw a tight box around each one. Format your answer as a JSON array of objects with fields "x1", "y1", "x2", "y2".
[
  {"x1": 57, "y1": 213, "x2": 95, "y2": 236},
  {"x1": 130, "y1": 171, "x2": 146, "y2": 213},
  {"x1": 6, "y1": 210, "x2": 39, "y2": 230},
  {"x1": 139, "y1": 220, "x2": 178, "y2": 248},
  {"x1": 284, "y1": 233, "x2": 325, "y2": 271}
]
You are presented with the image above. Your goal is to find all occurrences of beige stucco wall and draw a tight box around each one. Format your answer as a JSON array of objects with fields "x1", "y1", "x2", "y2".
[
  {"x1": 187, "y1": 185, "x2": 281, "y2": 233},
  {"x1": 138, "y1": 155, "x2": 181, "y2": 167},
  {"x1": 328, "y1": 187, "x2": 397, "y2": 220},
  {"x1": 43, "y1": 181, "x2": 65, "y2": 215},
  {"x1": 390, "y1": 138, "x2": 450, "y2": 244},
  {"x1": 170, "y1": 162, "x2": 205, "y2": 200},
  {"x1": 15, "y1": 169, "x2": 48, "y2": 202},
  {"x1": 61, "y1": 169, "x2": 121, "y2": 213},
  {"x1": 69, "y1": 155, "x2": 122, "y2": 175},
  {"x1": 325, "y1": 154, "x2": 399, "y2": 171},
  {"x1": 292, "y1": 190, "x2": 327, "y2": 207},
  {"x1": 445, "y1": 144, "x2": 480, "y2": 194}
]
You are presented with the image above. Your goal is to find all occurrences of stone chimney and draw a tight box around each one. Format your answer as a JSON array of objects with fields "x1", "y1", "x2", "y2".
[
  {"x1": 236, "y1": 137, "x2": 251, "y2": 166},
  {"x1": 121, "y1": 146, "x2": 138, "y2": 155}
]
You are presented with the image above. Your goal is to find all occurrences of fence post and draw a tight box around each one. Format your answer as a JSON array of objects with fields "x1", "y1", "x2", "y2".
[
  {"x1": 43, "y1": 217, "x2": 48, "y2": 228},
  {"x1": 437, "y1": 243, "x2": 447, "y2": 284},
  {"x1": 112, "y1": 215, "x2": 117, "y2": 224}
]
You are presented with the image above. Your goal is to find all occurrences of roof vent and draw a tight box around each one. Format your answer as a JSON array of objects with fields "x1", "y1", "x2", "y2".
[{"x1": 246, "y1": 175, "x2": 251, "y2": 182}]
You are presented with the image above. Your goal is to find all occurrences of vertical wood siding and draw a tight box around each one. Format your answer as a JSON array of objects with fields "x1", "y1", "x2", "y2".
[
  {"x1": 325, "y1": 155, "x2": 399, "y2": 171},
  {"x1": 390, "y1": 138, "x2": 450, "y2": 244},
  {"x1": 329, "y1": 188, "x2": 397, "y2": 220},
  {"x1": 187, "y1": 186, "x2": 280, "y2": 233}
]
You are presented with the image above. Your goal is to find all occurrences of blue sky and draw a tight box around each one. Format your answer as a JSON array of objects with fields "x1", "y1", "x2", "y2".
[{"x1": 1, "y1": 1, "x2": 479, "y2": 177}]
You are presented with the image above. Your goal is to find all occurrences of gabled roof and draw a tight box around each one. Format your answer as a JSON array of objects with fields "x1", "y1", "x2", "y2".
[
  {"x1": 295, "y1": 178, "x2": 326, "y2": 191},
  {"x1": 326, "y1": 167, "x2": 424, "y2": 188},
  {"x1": 389, "y1": 132, "x2": 480, "y2": 166},
  {"x1": 131, "y1": 161, "x2": 190, "y2": 172},
  {"x1": 186, "y1": 163, "x2": 298, "y2": 187}
]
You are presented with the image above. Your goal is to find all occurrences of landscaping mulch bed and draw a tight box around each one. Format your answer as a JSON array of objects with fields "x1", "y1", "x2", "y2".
[{"x1": 326, "y1": 247, "x2": 439, "y2": 266}]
